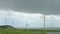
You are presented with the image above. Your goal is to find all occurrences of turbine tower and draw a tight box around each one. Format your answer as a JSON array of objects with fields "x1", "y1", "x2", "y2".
[
  {"x1": 26, "y1": 16, "x2": 28, "y2": 30},
  {"x1": 44, "y1": 13, "x2": 45, "y2": 29},
  {"x1": 41, "y1": 8, "x2": 46, "y2": 29},
  {"x1": 43, "y1": 8, "x2": 46, "y2": 33},
  {"x1": 5, "y1": 12, "x2": 9, "y2": 25}
]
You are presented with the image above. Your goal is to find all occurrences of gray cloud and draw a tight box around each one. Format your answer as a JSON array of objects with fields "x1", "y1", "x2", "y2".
[{"x1": 0, "y1": 0, "x2": 60, "y2": 15}]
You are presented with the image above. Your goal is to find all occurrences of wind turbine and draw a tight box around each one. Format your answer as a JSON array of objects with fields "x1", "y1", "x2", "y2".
[
  {"x1": 5, "y1": 11, "x2": 14, "y2": 26},
  {"x1": 26, "y1": 15, "x2": 31, "y2": 30},
  {"x1": 5, "y1": 11, "x2": 9, "y2": 25},
  {"x1": 43, "y1": 8, "x2": 46, "y2": 33},
  {"x1": 26, "y1": 16, "x2": 28, "y2": 30},
  {"x1": 41, "y1": 8, "x2": 46, "y2": 29},
  {"x1": 44, "y1": 12, "x2": 46, "y2": 29}
]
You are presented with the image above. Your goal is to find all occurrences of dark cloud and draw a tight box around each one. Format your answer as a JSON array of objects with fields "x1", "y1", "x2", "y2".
[{"x1": 0, "y1": 0, "x2": 60, "y2": 15}]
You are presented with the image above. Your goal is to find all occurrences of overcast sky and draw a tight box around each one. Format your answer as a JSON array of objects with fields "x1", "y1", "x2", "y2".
[
  {"x1": 0, "y1": 0, "x2": 60, "y2": 28},
  {"x1": 0, "y1": 10, "x2": 60, "y2": 28},
  {"x1": 0, "y1": 0, "x2": 60, "y2": 15}
]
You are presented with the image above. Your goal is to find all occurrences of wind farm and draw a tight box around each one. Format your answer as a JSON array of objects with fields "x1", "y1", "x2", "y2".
[{"x1": 0, "y1": 11, "x2": 60, "y2": 34}]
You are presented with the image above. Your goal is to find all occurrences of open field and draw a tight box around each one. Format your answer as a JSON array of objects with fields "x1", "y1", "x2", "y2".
[
  {"x1": 0, "y1": 29, "x2": 60, "y2": 34},
  {"x1": 0, "y1": 25, "x2": 60, "y2": 34},
  {"x1": 0, "y1": 29, "x2": 47, "y2": 34}
]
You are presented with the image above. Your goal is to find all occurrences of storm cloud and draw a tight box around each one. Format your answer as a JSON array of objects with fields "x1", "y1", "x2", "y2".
[{"x1": 0, "y1": 0, "x2": 60, "y2": 15}]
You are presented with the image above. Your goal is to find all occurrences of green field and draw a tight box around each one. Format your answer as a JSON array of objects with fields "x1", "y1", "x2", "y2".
[
  {"x1": 0, "y1": 25, "x2": 60, "y2": 34},
  {"x1": 0, "y1": 29, "x2": 60, "y2": 34},
  {"x1": 0, "y1": 29, "x2": 46, "y2": 34}
]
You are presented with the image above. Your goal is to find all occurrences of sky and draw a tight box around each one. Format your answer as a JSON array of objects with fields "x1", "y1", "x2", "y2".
[
  {"x1": 0, "y1": 0, "x2": 60, "y2": 15},
  {"x1": 0, "y1": 0, "x2": 60, "y2": 28},
  {"x1": 0, "y1": 10, "x2": 60, "y2": 28}
]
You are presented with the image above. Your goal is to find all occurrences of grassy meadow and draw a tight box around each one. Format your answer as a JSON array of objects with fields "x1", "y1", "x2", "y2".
[
  {"x1": 0, "y1": 25, "x2": 60, "y2": 34},
  {"x1": 0, "y1": 29, "x2": 60, "y2": 34},
  {"x1": 0, "y1": 29, "x2": 47, "y2": 34}
]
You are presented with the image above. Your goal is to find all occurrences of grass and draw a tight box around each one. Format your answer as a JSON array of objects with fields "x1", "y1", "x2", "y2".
[
  {"x1": 0, "y1": 29, "x2": 60, "y2": 34},
  {"x1": 0, "y1": 25, "x2": 60, "y2": 34},
  {"x1": 0, "y1": 29, "x2": 47, "y2": 34}
]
